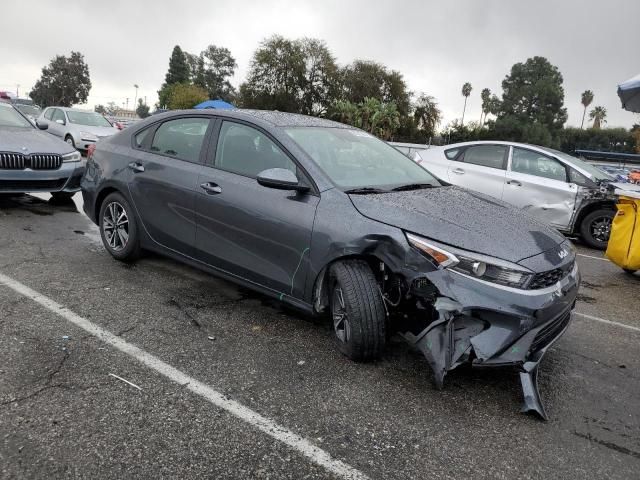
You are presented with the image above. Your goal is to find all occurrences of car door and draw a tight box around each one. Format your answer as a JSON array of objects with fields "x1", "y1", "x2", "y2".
[
  {"x1": 502, "y1": 146, "x2": 578, "y2": 230},
  {"x1": 446, "y1": 144, "x2": 509, "y2": 199},
  {"x1": 49, "y1": 108, "x2": 66, "y2": 137},
  {"x1": 126, "y1": 116, "x2": 213, "y2": 257},
  {"x1": 194, "y1": 120, "x2": 319, "y2": 299}
]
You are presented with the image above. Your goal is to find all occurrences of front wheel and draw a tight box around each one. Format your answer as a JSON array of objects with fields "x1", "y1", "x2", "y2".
[
  {"x1": 65, "y1": 135, "x2": 76, "y2": 149},
  {"x1": 329, "y1": 260, "x2": 386, "y2": 362},
  {"x1": 99, "y1": 192, "x2": 140, "y2": 262},
  {"x1": 580, "y1": 209, "x2": 614, "y2": 250}
]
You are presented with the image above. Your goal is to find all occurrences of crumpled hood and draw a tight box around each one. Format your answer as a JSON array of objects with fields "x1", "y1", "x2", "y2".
[
  {"x1": 0, "y1": 127, "x2": 75, "y2": 155},
  {"x1": 349, "y1": 186, "x2": 565, "y2": 263}
]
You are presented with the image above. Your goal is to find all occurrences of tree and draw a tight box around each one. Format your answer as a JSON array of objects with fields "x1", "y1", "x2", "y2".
[
  {"x1": 492, "y1": 56, "x2": 568, "y2": 145},
  {"x1": 299, "y1": 38, "x2": 340, "y2": 116},
  {"x1": 136, "y1": 98, "x2": 150, "y2": 118},
  {"x1": 341, "y1": 60, "x2": 411, "y2": 115},
  {"x1": 461, "y1": 82, "x2": 472, "y2": 126},
  {"x1": 165, "y1": 45, "x2": 190, "y2": 85},
  {"x1": 166, "y1": 83, "x2": 208, "y2": 110},
  {"x1": 580, "y1": 90, "x2": 594, "y2": 129},
  {"x1": 94, "y1": 104, "x2": 107, "y2": 114},
  {"x1": 413, "y1": 94, "x2": 441, "y2": 138},
  {"x1": 199, "y1": 45, "x2": 237, "y2": 101},
  {"x1": 238, "y1": 35, "x2": 306, "y2": 112},
  {"x1": 589, "y1": 106, "x2": 607, "y2": 129},
  {"x1": 29, "y1": 52, "x2": 91, "y2": 107},
  {"x1": 327, "y1": 99, "x2": 359, "y2": 126}
]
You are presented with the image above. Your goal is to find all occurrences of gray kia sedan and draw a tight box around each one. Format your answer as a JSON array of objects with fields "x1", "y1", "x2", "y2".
[
  {"x1": 81, "y1": 109, "x2": 580, "y2": 419},
  {"x1": 0, "y1": 102, "x2": 84, "y2": 198}
]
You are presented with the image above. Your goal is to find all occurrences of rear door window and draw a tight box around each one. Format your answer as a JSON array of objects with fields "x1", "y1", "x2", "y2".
[
  {"x1": 214, "y1": 121, "x2": 296, "y2": 178},
  {"x1": 511, "y1": 147, "x2": 567, "y2": 182},
  {"x1": 459, "y1": 145, "x2": 507, "y2": 169},
  {"x1": 134, "y1": 127, "x2": 153, "y2": 149},
  {"x1": 150, "y1": 117, "x2": 210, "y2": 163},
  {"x1": 444, "y1": 148, "x2": 460, "y2": 160}
]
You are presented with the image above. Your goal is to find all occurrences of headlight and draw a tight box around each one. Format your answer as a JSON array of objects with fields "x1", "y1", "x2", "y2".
[
  {"x1": 405, "y1": 232, "x2": 533, "y2": 289},
  {"x1": 62, "y1": 151, "x2": 82, "y2": 162},
  {"x1": 80, "y1": 131, "x2": 98, "y2": 141}
]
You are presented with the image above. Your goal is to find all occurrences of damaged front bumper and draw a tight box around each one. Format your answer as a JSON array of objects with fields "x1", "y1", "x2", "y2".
[{"x1": 400, "y1": 261, "x2": 579, "y2": 420}]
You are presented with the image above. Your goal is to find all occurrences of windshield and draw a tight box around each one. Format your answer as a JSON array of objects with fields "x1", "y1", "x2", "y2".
[
  {"x1": 284, "y1": 127, "x2": 441, "y2": 189},
  {"x1": 66, "y1": 111, "x2": 113, "y2": 127},
  {"x1": 15, "y1": 105, "x2": 41, "y2": 117},
  {"x1": 0, "y1": 104, "x2": 33, "y2": 128},
  {"x1": 540, "y1": 146, "x2": 613, "y2": 181}
]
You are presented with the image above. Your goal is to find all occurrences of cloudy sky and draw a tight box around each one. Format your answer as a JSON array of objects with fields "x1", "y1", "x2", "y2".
[{"x1": 2, "y1": 0, "x2": 638, "y2": 128}]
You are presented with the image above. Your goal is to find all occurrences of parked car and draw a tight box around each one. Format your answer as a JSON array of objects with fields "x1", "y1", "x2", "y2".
[
  {"x1": 415, "y1": 141, "x2": 640, "y2": 249},
  {"x1": 13, "y1": 103, "x2": 42, "y2": 125},
  {"x1": 595, "y1": 164, "x2": 631, "y2": 183},
  {"x1": 82, "y1": 109, "x2": 580, "y2": 419},
  {"x1": 37, "y1": 107, "x2": 119, "y2": 152},
  {"x1": 0, "y1": 102, "x2": 84, "y2": 198}
]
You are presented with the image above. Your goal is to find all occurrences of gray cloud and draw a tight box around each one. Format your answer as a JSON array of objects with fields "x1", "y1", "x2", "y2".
[{"x1": 1, "y1": 0, "x2": 638, "y2": 127}]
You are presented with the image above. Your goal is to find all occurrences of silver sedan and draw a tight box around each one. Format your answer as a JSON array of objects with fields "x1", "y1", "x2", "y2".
[{"x1": 37, "y1": 107, "x2": 119, "y2": 152}]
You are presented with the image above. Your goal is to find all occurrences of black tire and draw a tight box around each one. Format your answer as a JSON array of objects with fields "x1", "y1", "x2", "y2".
[
  {"x1": 99, "y1": 192, "x2": 140, "y2": 262},
  {"x1": 64, "y1": 135, "x2": 76, "y2": 149},
  {"x1": 329, "y1": 259, "x2": 386, "y2": 362},
  {"x1": 580, "y1": 209, "x2": 614, "y2": 250},
  {"x1": 623, "y1": 269, "x2": 637, "y2": 275}
]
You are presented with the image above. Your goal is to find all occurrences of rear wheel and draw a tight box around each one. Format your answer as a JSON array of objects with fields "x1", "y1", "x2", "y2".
[
  {"x1": 580, "y1": 209, "x2": 614, "y2": 250},
  {"x1": 329, "y1": 260, "x2": 386, "y2": 362},
  {"x1": 99, "y1": 192, "x2": 140, "y2": 262}
]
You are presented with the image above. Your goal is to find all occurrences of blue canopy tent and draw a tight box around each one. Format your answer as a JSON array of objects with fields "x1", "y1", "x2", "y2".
[
  {"x1": 194, "y1": 99, "x2": 235, "y2": 110},
  {"x1": 618, "y1": 74, "x2": 640, "y2": 113}
]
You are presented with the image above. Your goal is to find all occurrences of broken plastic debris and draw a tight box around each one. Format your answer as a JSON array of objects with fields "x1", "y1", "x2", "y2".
[
  {"x1": 208, "y1": 336, "x2": 216, "y2": 341},
  {"x1": 109, "y1": 373, "x2": 142, "y2": 391},
  {"x1": 62, "y1": 336, "x2": 70, "y2": 340},
  {"x1": 297, "y1": 360, "x2": 306, "y2": 365}
]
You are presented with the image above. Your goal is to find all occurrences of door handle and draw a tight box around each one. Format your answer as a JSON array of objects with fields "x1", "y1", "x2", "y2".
[
  {"x1": 506, "y1": 179, "x2": 522, "y2": 186},
  {"x1": 128, "y1": 162, "x2": 145, "y2": 173},
  {"x1": 200, "y1": 182, "x2": 222, "y2": 194},
  {"x1": 451, "y1": 168, "x2": 465, "y2": 174}
]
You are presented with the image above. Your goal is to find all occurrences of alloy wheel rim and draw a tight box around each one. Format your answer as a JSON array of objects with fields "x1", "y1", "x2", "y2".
[
  {"x1": 102, "y1": 201, "x2": 129, "y2": 251},
  {"x1": 591, "y1": 216, "x2": 612, "y2": 242},
  {"x1": 66, "y1": 138, "x2": 73, "y2": 144},
  {"x1": 332, "y1": 286, "x2": 351, "y2": 343}
]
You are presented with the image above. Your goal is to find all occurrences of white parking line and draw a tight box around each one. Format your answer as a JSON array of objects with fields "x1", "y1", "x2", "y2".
[
  {"x1": 574, "y1": 312, "x2": 640, "y2": 333},
  {"x1": 577, "y1": 253, "x2": 609, "y2": 262},
  {"x1": 0, "y1": 272, "x2": 369, "y2": 480}
]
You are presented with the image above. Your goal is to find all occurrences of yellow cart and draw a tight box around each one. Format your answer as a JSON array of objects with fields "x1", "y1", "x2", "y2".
[{"x1": 605, "y1": 189, "x2": 640, "y2": 274}]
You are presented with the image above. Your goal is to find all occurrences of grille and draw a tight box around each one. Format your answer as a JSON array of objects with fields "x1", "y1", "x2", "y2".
[
  {"x1": 0, "y1": 179, "x2": 67, "y2": 191},
  {"x1": 0, "y1": 153, "x2": 25, "y2": 169},
  {"x1": 530, "y1": 310, "x2": 571, "y2": 351},
  {"x1": 528, "y1": 261, "x2": 574, "y2": 290},
  {"x1": 0, "y1": 152, "x2": 62, "y2": 170}
]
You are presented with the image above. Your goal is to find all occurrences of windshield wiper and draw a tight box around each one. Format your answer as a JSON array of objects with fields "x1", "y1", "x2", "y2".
[
  {"x1": 344, "y1": 187, "x2": 389, "y2": 195},
  {"x1": 391, "y1": 183, "x2": 437, "y2": 192}
]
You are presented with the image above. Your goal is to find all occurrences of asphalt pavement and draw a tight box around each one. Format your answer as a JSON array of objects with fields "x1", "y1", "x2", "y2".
[{"x1": 0, "y1": 193, "x2": 638, "y2": 479}]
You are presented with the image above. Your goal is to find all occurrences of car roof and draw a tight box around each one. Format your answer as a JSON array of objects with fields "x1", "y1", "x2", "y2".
[{"x1": 150, "y1": 108, "x2": 353, "y2": 129}]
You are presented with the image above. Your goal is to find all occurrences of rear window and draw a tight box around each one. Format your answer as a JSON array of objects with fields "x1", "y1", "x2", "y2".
[
  {"x1": 150, "y1": 117, "x2": 210, "y2": 163},
  {"x1": 460, "y1": 145, "x2": 507, "y2": 169}
]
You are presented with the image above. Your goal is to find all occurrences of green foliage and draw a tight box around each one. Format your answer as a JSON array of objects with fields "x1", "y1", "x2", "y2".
[
  {"x1": 166, "y1": 83, "x2": 208, "y2": 110},
  {"x1": 188, "y1": 45, "x2": 237, "y2": 101},
  {"x1": 413, "y1": 94, "x2": 441, "y2": 138},
  {"x1": 299, "y1": 38, "x2": 341, "y2": 116},
  {"x1": 580, "y1": 89, "x2": 594, "y2": 129},
  {"x1": 340, "y1": 60, "x2": 411, "y2": 115},
  {"x1": 29, "y1": 52, "x2": 91, "y2": 107},
  {"x1": 136, "y1": 98, "x2": 150, "y2": 118},
  {"x1": 94, "y1": 104, "x2": 106, "y2": 114},
  {"x1": 165, "y1": 45, "x2": 190, "y2": 85},
  {"x1": 589, "y1": 106, "x2": 607, "y2": 129},
  {"x1": 327, "y1": 97, "x2": 400, "y2": 140},
  {"x1": 493, "y1": 56, "x2": 567, "y2": 144},
  {"x1": 558, "y1": 127, "x2": 635, "y2": 154}
]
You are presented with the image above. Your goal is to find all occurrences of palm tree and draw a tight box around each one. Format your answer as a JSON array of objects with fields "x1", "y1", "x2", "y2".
[
  {"x1": 589, "y1": 106, "x2": 607, "y2": 129},
  {"x1": 480, "y1": 88, "x2": 491, "y2": 127},
  {"x1": 413, "y1": 94, "x2": 442, "y2": 138},
  {"x1": 461, "y1": 82, "x2": 472, "y2": 126},
  {"x1": 580, "y1": 90, "x2": 594, "y2": 129}
]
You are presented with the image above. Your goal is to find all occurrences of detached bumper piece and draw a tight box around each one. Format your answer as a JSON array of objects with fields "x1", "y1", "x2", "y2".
[{"x1": 400, "y1": 299, "x2": 573, "y2": 421}]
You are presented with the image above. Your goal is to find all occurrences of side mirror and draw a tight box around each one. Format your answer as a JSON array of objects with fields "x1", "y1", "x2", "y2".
[
  {"x1": 36, "y1": 120, "x2": 49, "y2": 130},
  {"x1": 55, "y1": 118, "x2": 65, "y2": 125},
  {"x1": 257, "y1": 168, "x2": 309, "y2": 192}
]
